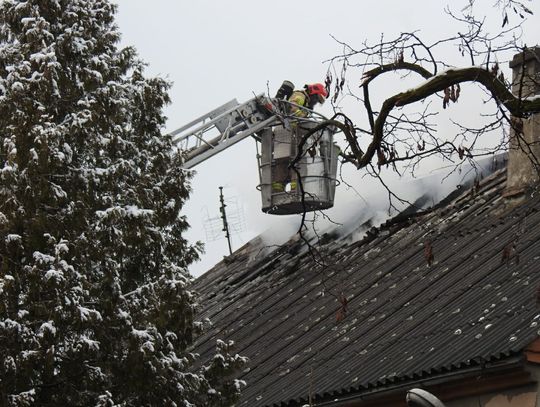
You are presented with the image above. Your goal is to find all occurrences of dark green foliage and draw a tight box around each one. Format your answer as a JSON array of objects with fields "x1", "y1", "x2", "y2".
[{"x1": 0, "y1": 0, "x2": 246, "y2": 405}]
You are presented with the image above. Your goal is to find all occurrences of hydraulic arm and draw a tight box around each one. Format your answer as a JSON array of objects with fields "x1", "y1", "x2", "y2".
[{"x1": 169, "y1": 95, "x2": 277, "y2": 169}]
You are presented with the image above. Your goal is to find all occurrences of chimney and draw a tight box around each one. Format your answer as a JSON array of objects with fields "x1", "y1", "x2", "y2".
[{"x1": 505, "y1": 46, "x2": 540, "y2": 196}]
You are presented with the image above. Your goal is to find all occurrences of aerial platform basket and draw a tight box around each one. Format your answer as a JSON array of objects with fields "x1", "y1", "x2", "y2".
[
  {"x1": 257, "y1": 120, "x2": 340, "y2": 215},
  {"x1": 170, "y1": 93, "x2": 341, "y2": 216}
]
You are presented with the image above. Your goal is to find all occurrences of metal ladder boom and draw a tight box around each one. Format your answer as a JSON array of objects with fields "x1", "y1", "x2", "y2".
[{"x1": 169, "y1": 95, "x2": 277, "y2": 169}]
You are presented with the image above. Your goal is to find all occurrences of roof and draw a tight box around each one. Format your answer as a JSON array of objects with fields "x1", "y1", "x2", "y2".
[{"x1": 191, "y1": 168, "x2": 540, "y2": 406}]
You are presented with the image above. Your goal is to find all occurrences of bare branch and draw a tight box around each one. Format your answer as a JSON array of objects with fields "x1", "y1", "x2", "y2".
[{"x1": 356, "y1": 65, "x2": 540, "y2": 169}]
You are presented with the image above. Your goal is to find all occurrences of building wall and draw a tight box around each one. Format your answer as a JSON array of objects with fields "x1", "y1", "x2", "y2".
[
  {"x1": 445, "y1": 384, "x2": 537, "y2": 407},
  {"x1": 443, "y1": 364, "x2": 540, "y2": 407}
]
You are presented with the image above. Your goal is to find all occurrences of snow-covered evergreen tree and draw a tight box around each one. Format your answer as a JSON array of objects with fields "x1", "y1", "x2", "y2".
[{"x1": 0, "y1": 1, "x2": 246, "y2": 405}]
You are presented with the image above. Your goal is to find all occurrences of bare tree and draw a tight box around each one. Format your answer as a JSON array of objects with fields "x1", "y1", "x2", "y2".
[
  {"x1": 286, "y1": 2, "x2": 539, "y2": 309},
  {"x1": 317, "y1": 1, "x2": 539, "y2": 178}
]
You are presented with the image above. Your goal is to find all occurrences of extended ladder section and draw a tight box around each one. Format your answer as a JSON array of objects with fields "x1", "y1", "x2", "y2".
[{"x1": 169, "y1": 95, "x2": 277, "y2": 169}]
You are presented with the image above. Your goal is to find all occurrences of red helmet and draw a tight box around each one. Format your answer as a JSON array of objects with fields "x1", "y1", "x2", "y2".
[{"x1": 306, "y1": 83, "x2": 328, "y2": 103}]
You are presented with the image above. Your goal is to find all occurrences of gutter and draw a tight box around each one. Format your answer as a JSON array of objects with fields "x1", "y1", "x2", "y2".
[{"x1": 310, "y1": 355, "x2": 525, "y2": 407}]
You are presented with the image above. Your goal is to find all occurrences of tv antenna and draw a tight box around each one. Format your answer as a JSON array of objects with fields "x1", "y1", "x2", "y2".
[{"x1": 202, "y1": 186, "x2": 246, "y2": 255}]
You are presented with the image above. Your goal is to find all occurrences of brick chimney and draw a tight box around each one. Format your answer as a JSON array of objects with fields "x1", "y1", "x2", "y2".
[{"x1": 505, "y1": 47, "x2": 540, "y2": 196}]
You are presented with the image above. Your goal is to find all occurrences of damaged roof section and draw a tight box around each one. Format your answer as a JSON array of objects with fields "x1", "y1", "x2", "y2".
[{"x1": 191, "y1": 169, "x2": 540, "y2": 406}]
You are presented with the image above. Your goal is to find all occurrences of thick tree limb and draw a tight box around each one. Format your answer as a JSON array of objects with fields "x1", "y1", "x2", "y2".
[
  {"x1": 362, "y1": 61, "x2": 433, "y2": 85},
  {"x1": 361, "y1": 61, "x2": 434, "y2": 135},
  {"x1": 355, "y1": 66, "x2": 540, "y2": 168}
]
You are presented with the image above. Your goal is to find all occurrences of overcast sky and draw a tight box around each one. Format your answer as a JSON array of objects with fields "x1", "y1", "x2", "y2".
[{"x1": 115, "y1": 1, "x2": 540, "y2": 276}]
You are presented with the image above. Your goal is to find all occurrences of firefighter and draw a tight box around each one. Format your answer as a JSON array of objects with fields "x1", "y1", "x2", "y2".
[
  {"x1": 271, "y1": 83, "x2": 328, "y2": 193},
  {"x1": 288, "y1": 83, "x2": 328, "y2": 117}
]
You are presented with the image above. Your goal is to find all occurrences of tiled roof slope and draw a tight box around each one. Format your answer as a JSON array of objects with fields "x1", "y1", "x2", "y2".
[{"x1": 191, "y1": 169, "x2": 540, "y2": 406}]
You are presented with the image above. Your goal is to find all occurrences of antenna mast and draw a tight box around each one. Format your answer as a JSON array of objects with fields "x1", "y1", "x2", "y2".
[{"x1": 219, "y1": 186, "x2": 233, "y2": 255}]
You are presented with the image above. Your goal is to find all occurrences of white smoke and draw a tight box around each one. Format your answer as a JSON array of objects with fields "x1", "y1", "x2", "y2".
[{"x1": 304, "y1": 154, "x2": 504, "y2": 244}]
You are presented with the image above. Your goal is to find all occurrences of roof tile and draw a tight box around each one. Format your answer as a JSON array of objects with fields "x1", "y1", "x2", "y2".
[{"x1": 192, "y1": 169, "x2": 540, "y2": 406}]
